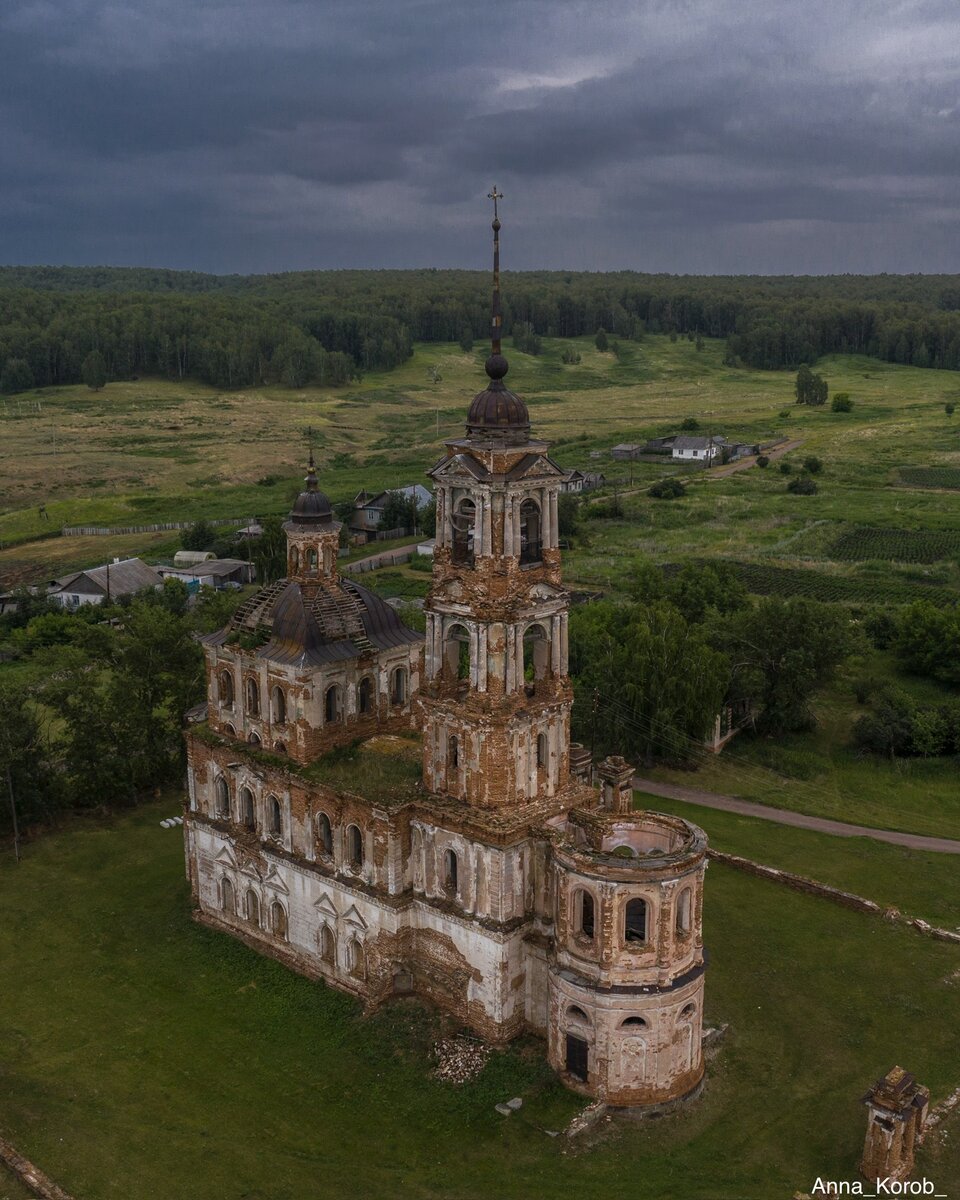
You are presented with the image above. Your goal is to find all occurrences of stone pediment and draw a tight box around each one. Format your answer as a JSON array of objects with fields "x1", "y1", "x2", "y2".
[
  {"x1": 313, "y1": 892, "x2": 338, "y2": 919},
  {"x1": 214, "y1": 844, "x2": 238, "y2": 868},
  {"x1": 429, "y1": 453, "x2": 491, "y2": 483},
  {"x1": 505, "y1": 453, "x2": 567, "y2": 481},
  {"x1": 263, "y1": 866, "x2": 289, "y2": 895},
  {"x1": 340, "y1": 904, "x2": 368, "y2": 930}
]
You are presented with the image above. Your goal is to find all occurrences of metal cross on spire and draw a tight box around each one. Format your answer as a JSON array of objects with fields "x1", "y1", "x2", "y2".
[
  {"x1": 487, "y1": 186, "x2": 503, "y2": 221},
  {"x1": 488, "y1": 188, "x2": 503, "y2": 355}
]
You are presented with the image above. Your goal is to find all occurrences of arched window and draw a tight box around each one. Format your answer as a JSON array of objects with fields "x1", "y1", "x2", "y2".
[
  {"x1": 290, "y1": 546, "x2": 300, "y2": 574},
  {"x1": 317, "y1": 812, "x2": 333, "y2": 856},
  {"x1": 346, "y1": 824, "x2": 363, "y2": 870},
  {"x1": 443, "y1": 624, "x2": 471, "y2": 682},
  {"x1": 247, "y1": 889, "x2": 261, "y2": 926},
  {"x1": 522, "y1": 624, "x2": 550, "y2": 693},
  {"x1": 245, "y1": 677, "x2": 260, "y2": 717},
  {"x1": 347, "y1": 938, "x2": 365, "y2": 980},
  {"x1": 447, "y1": 735, "x2": 459, "y2": 770},
  {"x1": 625, "y1": 898, "x2": 648, "y2": 943},
  {"x1": 680, "y1": 1002, "x2": 696, "y2": 1020},
  {"x1": 221, "y1": 876, "x2": 235, "y2": 914},
  {"x1": 576, "y1": 889, "x2": 595, "y2": 940},
  {"x1": 620, "y1": 1016, "x2": 648, "y2": 1029},
  {"x1": 536, "y1": 732, "x2": 547, "y2": 768},
  {"x1": 268, "y1": 796, "x2": 282, "y2": 838},
  {"x1": 218, "y1": 671, "x2": 234, "y2": 708},
  {"x1": 519, "y1": 498, "x2": 542, "y2": 564},
  {"x1": 240, "y1": 787, "x2": 255, "y2": 829},
  {"x1": 390, "y1": 666, "x2": 408, "y2": 705},
  {"x1": 676, "y1": 888, "x2": 692, "y2": 935},
  {"x1": 272, "y1": 686, "x2": 287, "y2": 724},
  {"x1": 358, "y1": 676, "x2": 374, "y2": 716},
  {"x1": 451, "y1": 497, "x2": 476, "y2": 565},
  {"x1": 567, "y1": 1004, "x2": 589, "y2": 1024},
  {"x1": 319, "y1": 924, "x2": 335, "y2": 964},
  {"x1": 271, "y1": 900, "x2": 287, "y2": 940},
  {"x1": 247, "y1": 731, "x2": 261, "y2": 747},
  {"x1": 324, "y1": 684, "x2": 341, "y2": 724},
  {"x1": 215, "y1": 776, "x2": 230, "y2": 818},
  {"x1": 274, "y1": 741, "x2": 286, "y2": 755},
  {"x1": 443, "y1": 848, "x2": 458, "y2": 895},
  {"x1": 307, "y1": 547, "x2": 318, "y2": 575},
  {"x1": 222, "y1": 722, "x2": 236, "y2": 736}
]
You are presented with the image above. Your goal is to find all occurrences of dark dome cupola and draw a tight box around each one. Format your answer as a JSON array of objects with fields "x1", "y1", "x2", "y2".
[
  {"x1": 282, "y1": 452, "x2": 342, "y2": 581},
  {"x1": 288, "y1": 453, "x2": 334, "y2": 527}
]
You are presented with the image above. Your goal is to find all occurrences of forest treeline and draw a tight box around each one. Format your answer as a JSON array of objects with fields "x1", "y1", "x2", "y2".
[{"x1": 5, "y1": 265, "x2": 960, "y2": 390}]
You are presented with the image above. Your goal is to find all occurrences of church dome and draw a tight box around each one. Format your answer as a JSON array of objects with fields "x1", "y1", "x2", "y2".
[
  {"x1": 466, "y1": 354, "x2": 530, "y2": 442},
  {"x1": 288, "y1": 456, "x2": 334, "y2": 527}
]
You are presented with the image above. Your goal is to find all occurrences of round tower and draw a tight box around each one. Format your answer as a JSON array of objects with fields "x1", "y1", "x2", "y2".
[
  {"x1": 282, "y1": 453, "x2": 342, "y2": 582},
  {"x1": 545, "y1": 805, "x2": 708, "y2": 1108}
]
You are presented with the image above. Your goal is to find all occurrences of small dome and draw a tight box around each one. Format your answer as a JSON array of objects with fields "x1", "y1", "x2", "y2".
[
  {"x1": 465, "y1": 355, "x2": 530, "y2": 442},
  {"x1": 289, "y1": 457, "x2": 334, "y2": 527}
]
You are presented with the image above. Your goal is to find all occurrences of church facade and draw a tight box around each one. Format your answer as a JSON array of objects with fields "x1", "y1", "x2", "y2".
[{"x1": 182, "y1": 207, "x2": 709, "y2": 1109}]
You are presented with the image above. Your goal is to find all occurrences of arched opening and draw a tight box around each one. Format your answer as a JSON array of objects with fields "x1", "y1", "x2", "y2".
[
  {"x1": 324, "y1": 684, "x2": 341, "y2": 724},
  {"x1": 319, "y1": 924, "x2": 335, "y2": 964},
  {"x1": 347, "y1": 938, "x2": 365, "y2": 980},
  {"x1": 567, "y1": 1004, "x2": 589, "y2": 1024},
  {"x1": 245, "y1": 677, "x2": 260, "y2": 717},
  {"x1": 357, "y1": 676, "x2": 374, "y2": 716},
  {"x1": 240, "y1": 787, "x2": 255, "y2": 829},
  {"x1": 247, "y1": 731, "x2": 261, "y2": 747},
  {"x1": 222, "y1": 722, "x2": 236, "y2": 736},
  {"x1": 676, "y1": 887, "x2": 692, "y2": 934},
  {"x1": 317, "y1": 812, "x2": 333, "y2": 856},
  {"x1": 451, "y1": 497, "x2": 476, "y2": 565},
  {"x1": 246, "y1": 889, "x2": 261, "y2": 926},
  {"x1": 273, "y1": 741, "x2": 286, "y2": 755},
  {"x1": 565, "y1": 1033, "x2": 588, "y2": 1082},
  {"x1": 268, "y1": 796, "x2": 282, "y2": 838},
  {"x1": 390, "y1": 666, "x2": 408, "y2": 705},
  {"x1": 536, "y1": 732, "x2": 548, "y2": 769},
  {"x1": 620, "y1": 1016, "x2": 648, "y2": 1029},
  {"x1": 519, "y1": 498, "x2": 542, "y2": 564},
  {"x1": 272, "y1": 686, "x2": 287, "y2": 724},
  {"x1": 221, "y1": 876, "x2": 235, "y2": 914},
  {"x1": 442, "y1": 624, "x2": 471, "y2": 683},
  {"x1": 680, "y1": 1002, "x2": 696, "y2": 1019},
  {"x1": 522, "y1": 624, "x2": 550, "y2": 694},
  {"x1": 447, "y1": 735, "x2": 459, "y2": 770},
  {"x1": 271, "y1": 900, "x2": 287, "y2": 940},
  {"x1": 625, "y1": 898, "x2": 648, "y2": 943},
  {"x1": 218, "y1": 671, "x2": 234, "y2": 709},
  {"x1": 346, "y1": 824, "x2": 364, "y2": 870},
  {"x1": 306, "y1": 547, "x2": 318, "y2": 575},
  {"x1": 442, "y1": 848, "x2": 459, "y2": 895},
  {"x1": 215, "y1": 776, "x2": 230, "y2": 818},
  {"x1": 290, "y1": 545, "x2": 300, "y2": 574},
  {"x1": 576, "y1": 889, "x2": 595, "y2": 940}
]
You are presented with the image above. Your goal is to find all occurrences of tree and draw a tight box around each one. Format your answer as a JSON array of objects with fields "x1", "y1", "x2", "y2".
[
  {"x1": 1, "y1": 358, "x2": 34, "y2": 394},
  {"x1": 756, "y1": 455, "x2": 770, "y2": 468},
  {"x1": 378, "y1": 490, "x2": 418, "y2": 533},
  {"x1": 458, "y1": 328, "x2": 474, "y2": 353},
  {"x1": 648, "y1": 478, "x2": 685, "y2": 499},
  {"x1": 795, "y1": 365, "x2": 828, "y2": 405},
  {"x1": 557, "y1": 493, "x2": 579, "y2": 538},
  {"x1": 832, "y1": 393, "x2": 853, "y2": 412},
  {"x1": 779, "y1": 460, "x2": 793, "y2": 474},
  {"x1": 181, "y1": 519, "x2": 215, "y2": 550},
  {"x1": 709, "y1": 597, "x2": 856, "y2": 734},
  {"x1": 695, "y1": 333, "x2": 705, "y2": 352},
  {"x1": 250, "y1": 516, "x2": 287, "y2": 584},
  {"x1": 680, "y1": 417, "x2": 700, "y2": 431},
  {"x1": 664, "y1": 562, "x2": 747, "y2": 625},
  {"x1": 569, "y1": 600, "x2": 729, "y2": 765},
  {"x1": 0, "y1": 687, "x2": 60, "y2": 845},
  {"x1": 595, "y1": 328, "x2": 609, "y2": 352},
  {"x1": 81, "y1": 350, "x2": 108, "y2": 391},
  {"x1": 787, "y1": 476, "x2": 818, "y2": 494},
  {"x1": 894, "y1": 601, "x2": 960, "y2": 686},
  {"x1": 275, "y1": 336, "x2": 319, "y2": 388}
]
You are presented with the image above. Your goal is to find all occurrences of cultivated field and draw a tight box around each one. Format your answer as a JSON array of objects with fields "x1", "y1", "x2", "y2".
[{"x1": 1, "y1": 797, "x2": 957, "y2": 1200}]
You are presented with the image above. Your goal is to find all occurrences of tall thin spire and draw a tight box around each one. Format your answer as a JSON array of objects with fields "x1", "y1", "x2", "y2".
[{"x1": 488, "y1": 186, "x2": 503, "y2": 354}]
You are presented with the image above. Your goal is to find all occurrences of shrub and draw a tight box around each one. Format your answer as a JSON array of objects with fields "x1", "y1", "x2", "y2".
[
  {"x1": 852, "y1": 676, "x2": 881, "y2": 704},
  {"x1": 594, "y1": 328, "x2": 609, "y2": 352},
  {"x1": 648, "y1": 478, "x2": 686, "y2": 499},
  {"x1": 560, "y1": 347, "x2": 581, "y2": 365},
  {"x1": 803, "y1": 456, "x2": 824, "y2": 474},
  {"x1": 832, "y1": 394, "x2": 853, "y2": 412},
  {"x1": 946, "y1": 402, "x2": 956, "y2": 416},
  {"x1": 756, "y1": 455, "x2": 770, "y2": 468},
  {"x1": 778, "y1": 409, "x2": 792, "y2": 419},
  {"x1": 680, "y1": 417, "x2": 700, "y2": 431},
  {"x1": 779, "y1": 461, "x2": 793, "y2": 475},
  {"x1": 787, "y1": 476, "x2": 818, "y2": 495}
]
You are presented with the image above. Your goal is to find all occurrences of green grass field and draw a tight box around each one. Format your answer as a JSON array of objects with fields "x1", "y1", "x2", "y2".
[{"x1": 1, "y1": 798, "x2": 958, "y2": 1200}]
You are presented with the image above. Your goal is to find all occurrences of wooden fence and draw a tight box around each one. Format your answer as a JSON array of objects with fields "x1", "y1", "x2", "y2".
[{"x1": 62, "y1": 517, "x2": 255, "y2": 537}]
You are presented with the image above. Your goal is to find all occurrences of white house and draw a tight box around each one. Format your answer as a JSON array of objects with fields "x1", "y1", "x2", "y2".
[{"x1": 670, "y1": 436, "x2": 722, "y2": 463}]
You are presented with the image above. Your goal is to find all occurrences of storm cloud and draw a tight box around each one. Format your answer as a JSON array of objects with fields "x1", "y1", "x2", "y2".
[{"x1": 2, "y1": 0, "x2": 960, "y2": 272}]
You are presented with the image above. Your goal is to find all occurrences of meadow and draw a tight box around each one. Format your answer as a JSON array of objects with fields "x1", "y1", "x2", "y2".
[{"x1": 1, "y1": 797, "x2": 958, "y2": 1200}]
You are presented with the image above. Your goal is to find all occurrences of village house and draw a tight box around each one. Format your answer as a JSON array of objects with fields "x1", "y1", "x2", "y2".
[
  {"x1": 49, "y1": 557, "x2": 162, "y2": 608},
  {"x1": 157, "y1": 558, "x2": 257, "y2": 590},
  {"x1": 349, "y1": 484, "x2": 433, "y2": 540},
  {"x1": 182, "y1": 206, "x2": 709, "y2": 1109}
]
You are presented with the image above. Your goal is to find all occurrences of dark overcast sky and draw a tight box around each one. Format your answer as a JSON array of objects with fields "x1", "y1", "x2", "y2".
[{"x1": 3, "y1": 0, "x2": 960, "y2": 274}]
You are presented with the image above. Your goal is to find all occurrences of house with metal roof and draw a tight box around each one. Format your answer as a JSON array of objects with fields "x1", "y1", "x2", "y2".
[{"x1": 49, "y1": 558, "x2": 163, "y2": 608}]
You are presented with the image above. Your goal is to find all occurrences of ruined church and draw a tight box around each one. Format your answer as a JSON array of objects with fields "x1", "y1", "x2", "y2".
[{"x1": 183, "y1": 200, "x2": 709, "y2": 1108}]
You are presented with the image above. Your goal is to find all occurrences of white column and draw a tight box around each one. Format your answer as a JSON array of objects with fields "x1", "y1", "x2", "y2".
[
  {"x1": 540, "y1": 488, "x2": 551, "y2": 548},
  {"x1": 560, "y1": 613, "x2": 569, "y2": 675},
  {"x1": 482, "y1": 494, "x2": 493, "y2": 556},
  {"x1": 550, "y1": 489, "x2": 559, "y2": 548},
  {"x1": 478, "y1": 625, "x2": 488, "y2": 692},
  {"x1": 504, "y1": 495, "x2": 515, "y2": 556},
  {"x1": 551, "y1": 614, "x2": 561, "y2": 673}
]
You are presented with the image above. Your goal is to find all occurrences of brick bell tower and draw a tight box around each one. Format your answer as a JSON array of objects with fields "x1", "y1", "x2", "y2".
[{"x1": 420, "y1": 189, "x2": 573, "y2": 808}]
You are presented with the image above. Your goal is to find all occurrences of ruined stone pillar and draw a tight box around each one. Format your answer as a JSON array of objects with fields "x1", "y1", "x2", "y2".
[
  {"x1": 596, "y1": 755, "x2": 635, "y2": 813},
  {"x1": 860, "y1": 1067, "x2": 930, "y2": 1184}
]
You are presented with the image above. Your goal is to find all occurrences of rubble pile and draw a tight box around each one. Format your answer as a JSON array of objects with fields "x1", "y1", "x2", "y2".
[{"x1": 432, "y1": 1036, "x2": 491, "y2": 1084}]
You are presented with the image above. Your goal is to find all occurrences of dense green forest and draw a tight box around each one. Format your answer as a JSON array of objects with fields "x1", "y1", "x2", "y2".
[{"x1": 4, "y1": 265, "x2": 960, "y2": 391}]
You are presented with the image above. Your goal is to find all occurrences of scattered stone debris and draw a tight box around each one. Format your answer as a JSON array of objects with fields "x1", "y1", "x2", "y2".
[
  {"x1": 432, "y1": 1036, "x2": 491, "y2": 1085},
  {"x1": 495, "y1": 1103, "x2": 513, "y2": 1116},
  {"x1": 564, "y1": 1101, "x2": 608, "y2": 1140},
  {"x1": 702, "y1": 1023, "x2": 729, "y2": 1056},
  {"x1": 506, "y1": 1097, "x2": 523, "y2": 1110}
]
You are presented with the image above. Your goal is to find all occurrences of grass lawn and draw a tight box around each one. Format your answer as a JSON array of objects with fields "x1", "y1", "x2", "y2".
[{"x1": 2, "y1": 798, "x2": 959, "y2": 1199}]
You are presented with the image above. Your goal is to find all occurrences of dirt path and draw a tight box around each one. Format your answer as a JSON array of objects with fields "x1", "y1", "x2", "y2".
[
  {"x1": 700, "y1": 438, "x2": 803, "y2": 478},
  {"x1": 632, "y1": 777, "x2": 960, "y2": 854}
]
